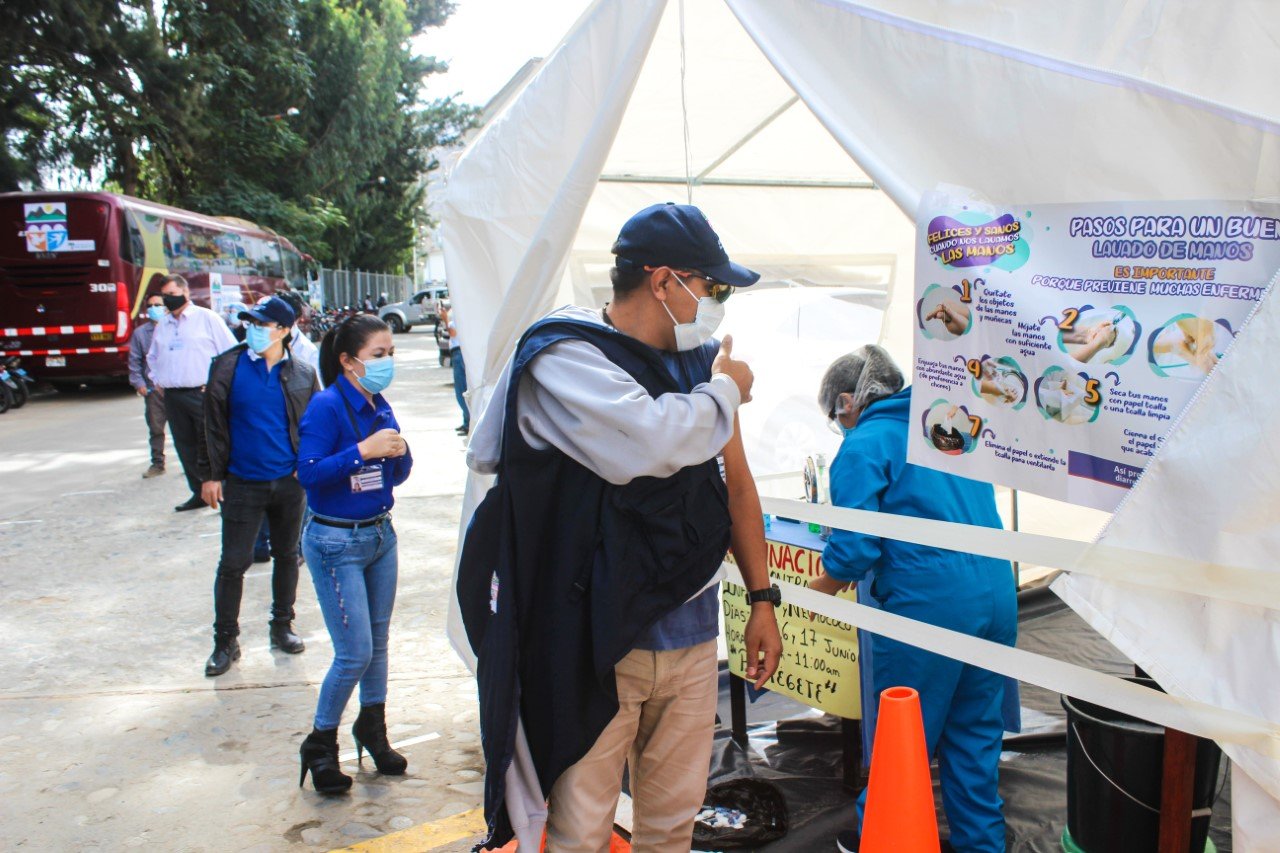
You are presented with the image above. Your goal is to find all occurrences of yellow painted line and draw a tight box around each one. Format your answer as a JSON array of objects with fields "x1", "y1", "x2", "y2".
[{"x1": 331, "y1": 807, "x2": 487, "y2": 852}]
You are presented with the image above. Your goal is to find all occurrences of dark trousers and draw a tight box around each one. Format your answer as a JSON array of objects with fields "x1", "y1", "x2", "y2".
[
  {"x1": 213, "y1": 474, "x2": 306, "y2": 636},
  {"x1": 162, "y1": 388, "x2": 205, "y2": 497},
  {"x1": 144, "y1": 390, "x2": 167, "y2": 467}
]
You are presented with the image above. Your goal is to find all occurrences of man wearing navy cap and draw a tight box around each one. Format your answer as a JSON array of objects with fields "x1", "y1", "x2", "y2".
[
  {"x1": 462, "y1": 203, "x2": 783, "y2": 850},
  {"x1": 197, "y1": 295, "x2": 319, "y2": 676}
]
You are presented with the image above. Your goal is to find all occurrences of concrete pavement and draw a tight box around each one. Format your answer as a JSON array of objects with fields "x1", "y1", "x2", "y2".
[{"x1": 0, "y1": 329, "x2": 485, "y2": 851}]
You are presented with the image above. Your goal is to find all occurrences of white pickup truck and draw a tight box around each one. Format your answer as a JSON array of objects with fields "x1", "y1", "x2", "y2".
[{"x1": 378, "y1": 285, "x2": 448, "y2": 333}]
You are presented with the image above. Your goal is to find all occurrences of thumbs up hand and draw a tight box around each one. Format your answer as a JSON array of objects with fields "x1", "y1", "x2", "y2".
[{"x1": 712, "y1": 335, "x2": 753, "y2": 404}]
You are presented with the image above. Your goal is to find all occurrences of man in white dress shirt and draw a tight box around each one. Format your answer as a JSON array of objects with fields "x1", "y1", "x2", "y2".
[{"x1": 147, "y1": 274, "x2": 237, "y2": 511}]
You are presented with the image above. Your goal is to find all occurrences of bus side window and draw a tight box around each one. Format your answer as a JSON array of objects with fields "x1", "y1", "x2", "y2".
[
  {"x1": 282, "y1": 247, "x2": 304, "y2": 289},
  {"x1": 120, "y1": 211, "x2": 146, "y2": 266},
  {"x1": 262, "y1": 239, "x2": 283, "y2": 280}
]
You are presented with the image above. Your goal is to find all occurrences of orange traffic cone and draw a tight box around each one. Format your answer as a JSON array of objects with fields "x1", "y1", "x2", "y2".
[{"x1": 859, "y1": 686, "x2": 940, "y2": 853}]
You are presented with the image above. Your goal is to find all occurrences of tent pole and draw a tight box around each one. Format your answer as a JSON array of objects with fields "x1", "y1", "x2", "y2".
[
  {"x1": 694, "y1": 96, "x2": 800, "y2": 184},
  {"x1": 1157, "y1": 728, "x2": 1196, "y2": 853},
  {"x1": 597, "y1": 175, "x2": 878, "y2": 189}
]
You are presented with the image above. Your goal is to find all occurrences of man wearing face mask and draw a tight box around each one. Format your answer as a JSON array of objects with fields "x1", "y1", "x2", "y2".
[
  {"x1": 197, "y1": 296, "x2": 319, "y2": 677},
  {"x1": 128, "y1": 293, "x2": 169, "y2": 479},
  {"x1": 147, "y1": 274, "x2": 238, "y2": 511},
  {"x1": 460, "y1": 203, "x2": 783, "y2": 851}
]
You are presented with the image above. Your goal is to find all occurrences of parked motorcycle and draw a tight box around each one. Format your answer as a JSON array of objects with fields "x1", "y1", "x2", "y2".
[
  {"x1": 2, "y1": 356, "x2": 33, "y2": 409},
  {"x1": 0, "y1": 367, "x2": 14, "y2": 414}
]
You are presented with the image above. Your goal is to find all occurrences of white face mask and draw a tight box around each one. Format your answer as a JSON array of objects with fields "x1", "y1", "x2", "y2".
[{"x1": 661, "y1": 273, "x2": 725, "y2": 351}]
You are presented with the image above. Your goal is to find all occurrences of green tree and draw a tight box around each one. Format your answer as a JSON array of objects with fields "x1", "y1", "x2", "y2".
[{"x1": 3, "y1": 0, "x2": 476, "y2": 268}]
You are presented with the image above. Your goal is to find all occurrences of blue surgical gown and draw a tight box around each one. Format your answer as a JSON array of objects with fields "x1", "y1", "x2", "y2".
[{"x1": 823, "y1": 388, "x2": 1018, "y2": 853}]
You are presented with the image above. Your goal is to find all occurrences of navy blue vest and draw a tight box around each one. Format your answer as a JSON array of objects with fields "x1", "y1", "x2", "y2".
[{"x1": 456, "y1": 317, "x2": 732, "y2": 847}]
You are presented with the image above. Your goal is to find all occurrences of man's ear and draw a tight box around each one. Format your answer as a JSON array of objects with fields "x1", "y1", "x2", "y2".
[{"x1": 648, "y1": 266, "x2": 673, "y2": 303}]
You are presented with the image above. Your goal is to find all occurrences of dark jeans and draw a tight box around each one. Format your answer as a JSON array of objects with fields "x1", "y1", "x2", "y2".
[
  {"x1": 451, "y1": 347, "x2": 469, "y2": 428},
  {"x1": 213, "y1": 474, "x2": 306, "y2": 636},
  {"x1": 144, "y1": 390, "x2": 166, "y2": 467},
  {"x1": 255, "y1": 518, "x2": 271, "y2": 558},
  {"x1": 162, "y1": 387, "x2": 205, "y2": 497}
]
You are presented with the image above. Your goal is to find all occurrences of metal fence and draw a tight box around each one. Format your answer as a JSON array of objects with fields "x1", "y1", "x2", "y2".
[{"x1": 316, "y1": 267, "x2": 413, "y2": 309}]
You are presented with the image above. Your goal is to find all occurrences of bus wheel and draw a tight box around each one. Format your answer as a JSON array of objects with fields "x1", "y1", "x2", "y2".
[{"x1": 386, "y1": 315, "x2": 405, "y2": 334}]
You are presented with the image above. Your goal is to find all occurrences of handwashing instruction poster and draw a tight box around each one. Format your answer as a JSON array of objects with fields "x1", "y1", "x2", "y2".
[{"x1": 909, "y1": 188, "x2": 1280, "y2": 511}]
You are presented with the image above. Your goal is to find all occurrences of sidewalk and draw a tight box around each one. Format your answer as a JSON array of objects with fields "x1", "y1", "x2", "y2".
[{"x1": 0, "y1": 330, "x2": 484, "y2": 851}]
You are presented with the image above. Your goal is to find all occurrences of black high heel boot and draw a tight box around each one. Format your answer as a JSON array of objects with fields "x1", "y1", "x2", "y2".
[
  {"x1": 351, "y1": 703, "x2": 408, "y2": 775},
  {"x1": 299, "y1": 727, "x2": 352, "y2": 794}
]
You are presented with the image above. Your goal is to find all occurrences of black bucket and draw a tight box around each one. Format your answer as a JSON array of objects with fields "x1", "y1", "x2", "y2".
[{"x1": 1060, "y1": 678, "x2": 1222, "y2": 853}]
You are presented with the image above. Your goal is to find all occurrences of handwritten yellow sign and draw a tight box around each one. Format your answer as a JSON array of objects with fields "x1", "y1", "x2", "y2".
[{"x1": 723, "y1": 537, "x2": 861, "y2": 719}]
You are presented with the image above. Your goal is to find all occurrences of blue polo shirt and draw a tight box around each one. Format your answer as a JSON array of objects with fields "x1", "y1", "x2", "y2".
[
  {"x1": 296, "y1": 376, "x2": 413, "y2": 520},
  {"x1": 632, "y1": 338, "x2": 723, "y2": 651},
  {"x1": 227, "y1": 350, "x2": 296, "y2": 481}
]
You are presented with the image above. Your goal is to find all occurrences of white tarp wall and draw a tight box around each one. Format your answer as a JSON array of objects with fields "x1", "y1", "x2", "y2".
[{"x1": 440, "y1": 0, "x2": 1280, "y2": 846}]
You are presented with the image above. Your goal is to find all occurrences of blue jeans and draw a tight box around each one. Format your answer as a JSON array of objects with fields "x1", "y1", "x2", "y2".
[
  {"x1": 303, "y1": 517, "x2": 399, "y2": 730},
  {"x1": 451, "y1": 347, "x2": 469, "y2": 428}
]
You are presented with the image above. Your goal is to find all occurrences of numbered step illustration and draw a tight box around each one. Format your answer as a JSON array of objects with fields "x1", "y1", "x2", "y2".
[
  {"x1": 920, "y1": 399, "x2": 982, "y2": 455},
  {"x1": 1034, "y1": 367, "x2": 1102, "y2": 425},
  {"x1": 1055, "y1": 304, "x2": 1141, "y2": 365},
  {"x1": 1148, "y1": 313, "x2": 1234, "y2": 377},
  {"x1": 917, "y1": 281, "x2": 975, "y2": 340},
  {"x1": 966, "y1": 355, "x2": 1028, "y2": 408}
]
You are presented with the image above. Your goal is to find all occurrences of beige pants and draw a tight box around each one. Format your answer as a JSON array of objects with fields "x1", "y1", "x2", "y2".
[{"x1": 545, "y1": 639, "x2": 718, "y2": 853}]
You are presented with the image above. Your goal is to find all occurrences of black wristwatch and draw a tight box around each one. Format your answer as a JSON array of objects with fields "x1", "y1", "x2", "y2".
[{"x1": 745, "y1": 584, "x2": 781, "y2": 607}]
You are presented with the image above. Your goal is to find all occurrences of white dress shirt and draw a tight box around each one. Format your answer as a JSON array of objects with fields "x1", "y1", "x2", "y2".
[
  {"x1": 146, "y1": 303, "x2": 238, "y2": 388},
  {"x1": 289, "y1": 327, "x2": 321, "y2": 379},
  {"x1": 467, "y1": 305, "x2": 740, "y2": 485}
]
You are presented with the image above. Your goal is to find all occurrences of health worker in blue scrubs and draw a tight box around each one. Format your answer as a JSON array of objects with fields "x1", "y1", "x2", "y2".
[
  {"x1": 809, "y1": 345, "x2": 1019, "y2": 853},
  {"x1": 295, "y1": 314, "x2": 413, "y2": 795}
]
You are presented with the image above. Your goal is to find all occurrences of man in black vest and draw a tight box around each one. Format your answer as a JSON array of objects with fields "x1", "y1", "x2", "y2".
[{"x1": 461, "y1": 203, "x2": 782, "y2": 851}]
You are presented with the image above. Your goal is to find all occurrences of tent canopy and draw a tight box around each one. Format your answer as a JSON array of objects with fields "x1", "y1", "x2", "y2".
[{"x1": 438, "y1": 0, "x2": 1280, "y2": 846}]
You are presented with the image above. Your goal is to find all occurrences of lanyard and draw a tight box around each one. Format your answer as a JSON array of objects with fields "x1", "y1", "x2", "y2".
[{"x1": 340, "y1": 393, "x2": 378, "y2": 441}]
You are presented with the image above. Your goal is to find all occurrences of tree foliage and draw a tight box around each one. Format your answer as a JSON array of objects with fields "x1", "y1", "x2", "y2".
[{"x1": 2, "y1": 0, "x2": 477, "y2": 269}]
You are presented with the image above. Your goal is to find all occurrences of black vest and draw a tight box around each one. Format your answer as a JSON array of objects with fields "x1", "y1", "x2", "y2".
[{"x1": 456, "y1": 317, "x2": 732, "y2": 847}]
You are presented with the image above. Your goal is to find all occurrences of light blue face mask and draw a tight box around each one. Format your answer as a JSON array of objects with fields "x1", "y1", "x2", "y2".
[
  {"x1": 245, "y1": 324, "x2": 276, "y2": 354},
  {"x1": 357, "y1": 356, "x2": 395, "y2": 394},
  {"x1": 146, "y1": 305, "x2": 165, "y2": 322}
]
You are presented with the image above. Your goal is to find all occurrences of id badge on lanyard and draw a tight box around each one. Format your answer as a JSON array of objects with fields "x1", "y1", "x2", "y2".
[
  {"x1": 350, "y1": 464, "x2": 384, "y2": 492},
  {"x1": 343, "y1": 397, "x2": 387, "y2": 495}
]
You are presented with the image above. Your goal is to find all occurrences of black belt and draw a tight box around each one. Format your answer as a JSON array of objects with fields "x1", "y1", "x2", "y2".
[
  {"x1": 164, "y1": 385, "x2": 204, "y2": 392},
  {"x1": 311, "y1": 513, "x2": 390, "y2": 529}
]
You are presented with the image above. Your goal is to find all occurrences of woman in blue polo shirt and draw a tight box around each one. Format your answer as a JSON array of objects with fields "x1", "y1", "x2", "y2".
[{"x1": 295, "y1": 313, "x2": 413, "y2": 794}]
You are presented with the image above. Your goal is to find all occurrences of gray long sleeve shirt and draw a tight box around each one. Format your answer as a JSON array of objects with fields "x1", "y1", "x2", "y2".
[
  {"x1": 466, "y1": 305, "x2": 740, "y2": 485},
  {"x1": 127, "y1": 321, "x2": 157, "y2": 391}
]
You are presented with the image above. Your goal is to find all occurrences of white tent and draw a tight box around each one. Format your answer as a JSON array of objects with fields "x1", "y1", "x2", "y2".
[{"x1": 439, "y1": 0, "x2": 1280, "y2": 846}]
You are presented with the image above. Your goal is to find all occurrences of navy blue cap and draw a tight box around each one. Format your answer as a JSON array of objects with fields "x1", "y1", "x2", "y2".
[
  {"x1": 612, "y1": 203, "x2": 760, "y2": 288},
  {"x1": 239, "y1": 295, "x2": 296, "y2": 327}
]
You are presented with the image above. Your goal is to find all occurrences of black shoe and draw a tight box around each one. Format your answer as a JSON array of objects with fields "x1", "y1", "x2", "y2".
[
  {"x1": 269, "y1": 620, "x2": 305, "y2": 654},
  {"x1": 455, "y1": 425, "x2": 469, "y2": 436},
  {"x1": 253, "y1": 550, "x2": 271, "y2": 564},
  {"x1": 175, "y1": 495, "x2": 206, "y2": 512},
  {"x1": 204, "y1": 634, "x2": 241, "y2": 677},
  {"x1": 299, "y1": 727, "x2": 352, "y2": 794},
  {"x1": 352, "y1": 702, "x2": 408, "y2": 775}
]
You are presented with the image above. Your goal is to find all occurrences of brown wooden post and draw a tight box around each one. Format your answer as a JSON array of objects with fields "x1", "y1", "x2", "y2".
[{"x1": 1157, "y1": 727, "x2": 1197, "y2": 853}]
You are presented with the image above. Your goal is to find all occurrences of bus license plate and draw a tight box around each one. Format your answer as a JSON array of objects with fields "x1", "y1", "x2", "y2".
[{"x1": 45, "y1": 356, "x2": 66, "y2": 368}]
